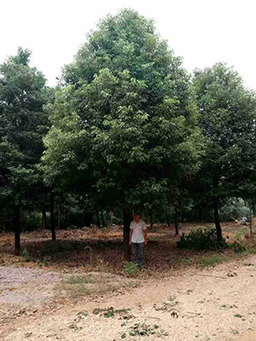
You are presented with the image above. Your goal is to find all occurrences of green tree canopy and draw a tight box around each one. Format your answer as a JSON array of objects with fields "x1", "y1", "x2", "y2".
[
  {"x1": 193, "y1": 62, "x2": 256, "y2": 240},
  {"x1": 43, "y1": 9, "x2": 204, "y2": 259},
  {"x1": 0, "y1": 47, "x2": 50, "y2": 253}
]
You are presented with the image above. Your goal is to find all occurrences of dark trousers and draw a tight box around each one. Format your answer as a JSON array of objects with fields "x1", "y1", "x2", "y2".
[{"x1": 132, "y1": 242, "x2": 145, "y2": 266}]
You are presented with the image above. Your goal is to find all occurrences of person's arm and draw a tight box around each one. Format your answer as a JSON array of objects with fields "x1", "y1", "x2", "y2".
[
  {"x1": 129, "y1": 229, "x2": 133, "y2": 245},
  {"x1": 143, "y1": 229, "x2": 147, "y2": 245}
]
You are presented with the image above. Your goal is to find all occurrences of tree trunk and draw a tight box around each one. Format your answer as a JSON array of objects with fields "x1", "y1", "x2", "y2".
[
  {"x1": 250, "y1": 205, "x2": 253, "y2": 239},
  {"x1": 0, "y1": 213, "x2": 6, "y2": 232},
  {"x1": 57, "y1": 204, "x2": 61, "y2": 230},
  {"x1": 50, "y1": 192, "x2": 56, "y2": 241},
  {"x1": 65, "y1": 210, "x2": 68, "y2": 227},
  {"x1": 14, "y1": 206, "x2": 21, "y2": 255},
  {"x1": 96, "y1": 210, "x2": 101, "y2": 228},
  {"x1": 166, "y1": 215, "x2": 170, "y2": 227},
  {"x1": 174, "y1": 207, "x2": 179, "y2": 235},
  {"x1": 201, "y1": 207, "x2": 205, "y2": 224},
  {"x1": 150, "y1": 210, "x2": 153, "y2": 229},
  {"x1": 42, "y1": 207, "x2": 47, "y2": 229},
  {"x1": 213, "y1": 176, "x2": 222, "y2": 242},
  {"x1": 123, "y1": 204, "x2": 131, "y2": 261},
  {"x1": 213, "y1": 199, "x2": 222, "y2": 242},
  {"x1": 101, "y1": 211, "x2": 105, "y2": 228}
]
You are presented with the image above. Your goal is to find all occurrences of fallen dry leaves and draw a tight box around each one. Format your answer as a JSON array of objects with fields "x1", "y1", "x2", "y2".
[{"x1": 0, "y1": 222, "x2": 255, "y2": 278}]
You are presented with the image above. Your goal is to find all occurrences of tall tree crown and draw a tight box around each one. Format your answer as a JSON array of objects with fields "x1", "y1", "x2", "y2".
[
  {"x1": 43, "y1": 9, "x2": 203, "y2": 210},
  {"x1": 10, "y1": 47, "x2": 31, "y2": 66}
]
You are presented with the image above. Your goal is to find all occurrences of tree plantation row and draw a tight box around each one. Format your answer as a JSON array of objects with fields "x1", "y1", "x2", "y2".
[{"x1": 1, "y1": 9, "x2": 256, "y2": 260}]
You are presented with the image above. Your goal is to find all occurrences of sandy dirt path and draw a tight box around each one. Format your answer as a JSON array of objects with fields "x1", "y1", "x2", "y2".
[{"x1": 1, "y1": 255, "x2": 256, "y2": 341}]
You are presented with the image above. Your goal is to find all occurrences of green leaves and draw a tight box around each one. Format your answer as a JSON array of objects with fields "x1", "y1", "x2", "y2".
[
  {"x1": 192, "y1": 62, "x2": 256, "y2": 205},
  {"x1": 43, "y1": 9, "x2": 203, "y2": 215},
  {"x1": 0, "y1": 47, "x2": 49, "y2": 208}
]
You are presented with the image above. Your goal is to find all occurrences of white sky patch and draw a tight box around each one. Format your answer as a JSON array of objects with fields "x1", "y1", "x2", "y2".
[{"x1": 1, "y1": 0, "x2": 256, "y2": 90}]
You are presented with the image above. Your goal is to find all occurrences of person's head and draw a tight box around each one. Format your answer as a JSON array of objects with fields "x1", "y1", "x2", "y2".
[{"x1": 134, "y1": 213, "x2": 140, "y2": 223}]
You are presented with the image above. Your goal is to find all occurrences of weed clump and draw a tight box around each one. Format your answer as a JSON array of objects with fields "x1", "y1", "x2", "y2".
[
  {"x1": 124, "y1": 262, "x2": 139, "y2": 277},
  {"x1": 200, "y1": 255, "x2": 224, "y2": 267},
  {"x1": 177, "y1": 228, "x2": 228, "y2": 251},
  {"x1": 93, "y1": 307, "x2": 131, "y2": 318},
  {"x1": 231, "y1": 242, "x2": 246, "y2": 253},
  {"x1": 126, "y1": 323, "x2": 168, "y2": 337},
  {"x1": 21, "y1": 248, "x2": 31, "y2": 262},
  {"x1": 66, "y1": 273, "x2": 93, "y2": 284}
]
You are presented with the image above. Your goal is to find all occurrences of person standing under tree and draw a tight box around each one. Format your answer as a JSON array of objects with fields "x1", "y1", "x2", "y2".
[{"x1": 129, "y1": 213, "x2": 147, "y2": 267}]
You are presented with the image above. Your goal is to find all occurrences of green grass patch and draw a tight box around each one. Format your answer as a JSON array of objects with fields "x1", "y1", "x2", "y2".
[
  {"x1": 126, "y1": 323, "x2": 168, "y2": 337},
  {"x1": 230, "y1": 242, "x2": 246, "y2": 253},
  {"x1": 199, "y1": 254, "x2": 224, "y2": 267},
  {"x1": 177, "y1": 228, "x2": 228, "y2": 251},
  {"x1": 59, "y1": 272, "x2": 137, "y2": 299},
  {"x1": 234, "y1": 228, "x2": 247, "y2": 241},
  {"x1": 93, "y1": 307, "x2": 131, "y2": 318},
  {"x1": 241, "y1": 245, "x2": 256, "y2": 256},
  {"x1": 124, "y1": 262, "x2": 140, "y2": 277},
  {"x1": 65, "y1": 273, "x2": 94, "y2": 284}
]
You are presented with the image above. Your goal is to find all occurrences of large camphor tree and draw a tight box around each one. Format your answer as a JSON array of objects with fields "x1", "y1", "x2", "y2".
[
  {"x1": 43, "y1": 9, "x2": 203, "y2": 260},
  {"x1": 193, "y1": 63, "x2": 256, "y2": 241},
  {"x1": 0, "y1": 47, "x2": 49, "y2": 254}
]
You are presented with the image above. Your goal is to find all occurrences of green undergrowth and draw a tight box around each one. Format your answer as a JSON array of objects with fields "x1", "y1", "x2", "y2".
[
  {"x1": 199, "y1": 254, "x2": 224, "y2": 267},
  {"x1": 177, "y1": 228, "x2": 228, "y2": 251},
  {"x1": 124, "y1": 262, "x2": 140, "y2": 277},
  {"x1": 93, "y1": 307, "x2": 131, "y2": 318},
  {"x1": 59, "y1": 272, "x2": 137, "y2": 298}
]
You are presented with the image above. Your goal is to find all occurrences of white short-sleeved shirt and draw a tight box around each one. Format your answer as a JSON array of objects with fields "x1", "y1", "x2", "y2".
[{"x1": 130, "y1": 220, "x2": 146, "y2": 243}]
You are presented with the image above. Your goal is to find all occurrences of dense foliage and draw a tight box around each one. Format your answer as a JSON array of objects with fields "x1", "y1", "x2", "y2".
[
  {"x1": 0, "y1": 47, "x2": 51, "y2": 253},
  {"x1": 193, "y1": 63, "x2": 256, "y2": 240},
  {"x1": 1, "y1": 9, "x2": 256, "y2": 258},
  {"x1": 177, "y1": 228, "x2": 228, "y2": 251},
  {"x1": 42, "y1": 9, "x2": 204, "y2": 259}
]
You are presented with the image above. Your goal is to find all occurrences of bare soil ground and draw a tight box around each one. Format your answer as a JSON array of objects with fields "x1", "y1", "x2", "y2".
[{"x1": 1, "y1": 222, "x2": 256, "y2": 341}]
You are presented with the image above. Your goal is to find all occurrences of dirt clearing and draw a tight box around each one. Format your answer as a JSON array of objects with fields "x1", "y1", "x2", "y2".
[{"x1": 1, "y1": 254, "x2": 256, "y2": 341}]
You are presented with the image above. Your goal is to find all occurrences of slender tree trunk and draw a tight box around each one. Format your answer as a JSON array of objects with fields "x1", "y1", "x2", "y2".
[
  {"x1": 58, "y1": 204, "x2": 61, "y2": 230},
  {"x1": 50, "y1": 192, "x2": 56, "y2": 241},
  {"x1": 150, "y1": 210, "x2": 153, "y2": 229},
  {"x1": 250, "y1": 205, "x2": 253, "y2": 239},
  {"x1": 213, "y1": 199, "x2": 222, "y2": 242},
  {"x1": 174, "y1": 207, "x2": 179, "y2": 235},
  {"x1": 65, "y1": 210, "x2": 68, "y2": 227},
  {"x1": 14, "y1": 206, "x2": 21, "y2": 255},
  {"x1": 0, "y1": 212, "x2": 6, "y2": 232},
  {"x1": 213, "y1": 176, "x2": 222, "y2": 242},
  {"x1": 201, "y1": 207, "x2": 205, "y2": 224},
  {"x1": 96, "y1": 210, "x2": 101, "y2": 228},
  {"x1": 42, "y1": 207, "x2": 47, "y2": 229},
  {"x1": 123, "y1": 204, "x2": 131, "y2": 261},
  {"x1": 166, "y1": 215, "x2": 170, "y2": 227},
  {"x1": 2, "y1": 220, "x2": 6, "y2": 233},
  {"x1": 101, "y1": 211, "x2": 105, "y2": 228}
]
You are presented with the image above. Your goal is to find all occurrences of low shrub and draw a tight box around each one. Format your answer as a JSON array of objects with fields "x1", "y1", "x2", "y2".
[
  {"x1": 124, "y1": 262, "x2": 140, "y2": 276},
  {"x1": 231, "y1": 242, "x2": 246, "y2": 253},
  {"x1": 199, "y1": 255, "x2": 224, "y2": 267},
  {"x1": 234, "y1": 228, "x2": 247, "y2": 242},
  {"x1": 66, "y1": 274, "x2": 94, "y2": 284},
  {"x1": 177, "y1": 228, "x2": 228, "y2": 251},
  {"x1": 21, "y1": 248, "x2": 31, "y2": 262}
]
